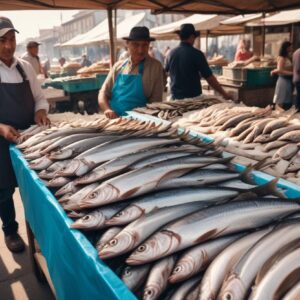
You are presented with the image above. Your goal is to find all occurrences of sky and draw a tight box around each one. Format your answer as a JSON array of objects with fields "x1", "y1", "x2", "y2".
[{"x1": 1, "y1": 10, "x2": 79, "y2": 43}]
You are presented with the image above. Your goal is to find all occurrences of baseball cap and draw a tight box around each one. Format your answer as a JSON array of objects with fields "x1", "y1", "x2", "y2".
[
  {"x1": 27, "y1": 41, "x2": 41, "y2": 48},
  {"x1": 0, "y1": 16, "x2": 19, "y2": 38}
]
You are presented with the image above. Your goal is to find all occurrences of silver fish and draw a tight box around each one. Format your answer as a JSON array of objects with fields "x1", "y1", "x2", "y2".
[
  {"x1": 70, "y1": 201, "x2": 130, "y2": 231},
  {"x1": 170, "y1": 277, "x2": 202, "y2": 300},
  {"x1": 74, "y1": 145, "x2": 200, "y2": 185},
  {"x1": 121, "y1": 264, "x2": 150, "y2": 292},
  {"x1": 127, "y1": 200, "x2": 300, "y2": 265},
  {"x1": 38, "y1": 160, "x2": 73, "y2": 180},
  {"x1": 46, "y1": 176, "x2": 71, "y2": 188},
  {"x1": 143, "y1": 256, "x2": 176, "y2": 300},
  {"x1": 58, "y1": 137, "x2": 181, "y2": 177},
  {"x1": 29, "y1": 155, "x2": 53, "y2": 170},
  {"x1": 99, "y1": 203, "x2": 207, "y2": 259},
  {"x1": 219, "y1": 220, "x2": 300, "y2": 300},
  {"x1": 55, "y1": 181, "x2": 80, "y2": 197},
  {"x1": 95, "y1": 227, "x2": 123, "y2": 252},
  {"x1": 80, "y1": 156, "x2": 233, "y2": 208},
  {"x1": 282, "y1": 282, "x2": 300, "y2": 300},
  {"x1": 106, "y1": 187, "x2": 240, "y2": 226},
  {"x1": 199, "y1": 229, "x2": 271, "y2": 300},
  {"x1": 169, "y1": 234, "x2": 243, "y2": 284},
  {"x1": 249, "y1": 248, "x2": 300, "y2": 300}
]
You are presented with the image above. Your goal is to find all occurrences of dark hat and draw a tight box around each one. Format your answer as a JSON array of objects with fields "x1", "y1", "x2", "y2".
[
  {"x1": 27, "y1": 41, "x2": 41, "y2": 48},
  {"x1": 123, "y1": 26, "x2": 155, "y2": 42},
  {"x1": 0, "y1": 16, "x2": 19, "y2": 38},
  {"x1": 176, "y1": 23, "x2": 200, "y2": 38}
]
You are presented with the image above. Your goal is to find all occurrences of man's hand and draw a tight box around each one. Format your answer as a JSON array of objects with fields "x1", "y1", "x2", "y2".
[
  {"x1": 0, "y1": 124, "x2": 20, "y2": 143},
  {"x1": 104, "y1": 109, "x2": 118, "y2": 119},
  {"x1": 34, "y1": 109, "x2": 50, "y2": 126}
]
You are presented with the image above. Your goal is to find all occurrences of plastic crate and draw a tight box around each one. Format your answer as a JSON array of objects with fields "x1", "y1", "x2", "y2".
[
  {"x1": 95, "y1": 73, "x2": 108, "y2": 89},
  {"x1": 246, "y1": 68, "x2": 276, "y2": 87},
  {"x1": 62, "y1": 77, "x2": 99, "y2": 93},
  {"x1": 210, "y1": 65, "x2": 222, "y2": 75},
  {"x1": 222, "y1": 67, "x2": 247, "y2": 81}
]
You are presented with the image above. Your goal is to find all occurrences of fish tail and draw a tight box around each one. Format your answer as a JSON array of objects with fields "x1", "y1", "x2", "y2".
[{"x1": 250, "y1": 178, "x2": 287, "y2": 199}]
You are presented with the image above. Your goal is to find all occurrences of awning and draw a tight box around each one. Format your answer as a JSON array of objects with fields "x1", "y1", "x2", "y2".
[
  {"x1": 61, "y1": 18, "x2": 108, "y2": 47},
  {"x1": 83, "y1": 12, "x2": 145, "y2": 45},
  {"x1": 247, "y1": 9, "x2": 300, "y2": 26},
  {"x1": 150, "y1": 14, "x2": 228, "y2": 40},
  {"x1": 0, "y1": 1, "x2": 299, "y2": 15}
]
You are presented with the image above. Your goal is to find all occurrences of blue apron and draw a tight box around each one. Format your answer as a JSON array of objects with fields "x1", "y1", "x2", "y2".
[{"x1": 110, "y1": 59, "x2": 147, "y2": 116}]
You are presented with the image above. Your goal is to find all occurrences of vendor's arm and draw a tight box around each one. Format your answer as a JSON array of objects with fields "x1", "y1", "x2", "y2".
[
  {"x1": 0, "y1": 123, "x2": 20, "y2": 142},
  {"x1": 98, "y1": 65, "x2": 118, "y2": 119},
  {"x1": 206, "y1": 75, "x2": 231, "y2": 100}
]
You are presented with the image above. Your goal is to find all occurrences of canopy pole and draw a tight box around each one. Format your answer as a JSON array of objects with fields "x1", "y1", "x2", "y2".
[
  {"x1": 262, "y1": 12, "x2": 265, "y2": 56},
  {"x1": 114, "y1": 9, "x2": 118, "y2": 62},
  {"x1": 206, "y1": 30, "x2": 209, "y2": 55},
  {"x1": 107, "y1": 8, "x2": 115, "y2": 67}
]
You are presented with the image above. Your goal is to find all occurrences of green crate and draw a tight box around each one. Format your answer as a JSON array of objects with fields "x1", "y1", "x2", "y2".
[
  {"x1": 62, "y1": 77, "x2": 99, "y2": 93},
  {"x1": 95, "y1": 73, "x2": 108, "y2": 88},
  {"x1": 246, "y1": 68, "x2": 276, "y2": 87}
]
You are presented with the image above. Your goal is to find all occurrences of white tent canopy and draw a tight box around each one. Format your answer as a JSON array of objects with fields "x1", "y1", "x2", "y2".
[
  {"x1": 150, "y1": 14, "x2": 228, "y2": 39},
  {"x1": 61, "y1": 18, "x2": 109, "y2": 47},
  {"x1": 87, "y1": 12, "x2": 146, "y2": 44},
  {"x1": 247, "y1": 9, "x2": 300, "y2": 26},
  {"x1": 221, "y1": 13, "x2": 262, "y2": 25}
]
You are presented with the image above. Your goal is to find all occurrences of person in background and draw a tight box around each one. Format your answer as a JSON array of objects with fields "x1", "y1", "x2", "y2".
[
  {"x1": 118, "y1": 45, "x2": 129, "y2": 61},
  {"x1": 42, "y1": 58, "x2": 50, "y2": 78},
  {"x1": 165, "y1": 23, "x2": 230, "y2": 100},
  {"x1": 234, "y1": 39, "x2": 253, "y2": 61},
  {"x1": 80, "y1": 54, "x2": 92, "y2": 67},
  {"x1": 271, "y1": 41, "x2": 293, "y2": 110},
  {"x1": 58, "y1": 57, "x2": 66, "y2": 67},
  {"x1": 99, "y1": 26, "x2": 164, "y2": 118},
  {"x1": 0, "y1": 16, "x2": 49, "y2": 252},
  {"x1": 21, "y1": 41, "x2": 43, "y2": 75},
  {"x1": 293, "y1": 47, "x2": 300, "y2": 111}
]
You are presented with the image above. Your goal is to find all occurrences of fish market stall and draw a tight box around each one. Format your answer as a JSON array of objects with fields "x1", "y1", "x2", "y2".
[{"x1": 10, "y1": 116, "x2": 300, "y2": 300}]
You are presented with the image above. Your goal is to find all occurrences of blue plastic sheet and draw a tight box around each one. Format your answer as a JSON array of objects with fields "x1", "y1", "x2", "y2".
[
  {"x1": 10, "y1": 146, "x2": 136, "y2": 300},
  {"x1": 128, "y1": 111, "x2": 300, "y2": 198}
]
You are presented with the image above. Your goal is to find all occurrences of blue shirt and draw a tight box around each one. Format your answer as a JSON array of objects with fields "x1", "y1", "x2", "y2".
[{"x1": 165, "y1": 42, "x2": 212, "y2": 99}]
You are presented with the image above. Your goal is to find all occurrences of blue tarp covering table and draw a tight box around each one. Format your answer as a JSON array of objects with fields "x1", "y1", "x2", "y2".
[{"x1": 10, "y1": 146, "x2": 136, "y2": 300}]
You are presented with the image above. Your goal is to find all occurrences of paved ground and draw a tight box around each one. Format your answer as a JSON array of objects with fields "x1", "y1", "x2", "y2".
[{"x1": 0, "y1": 189, "x2": 55, "y2": 300}]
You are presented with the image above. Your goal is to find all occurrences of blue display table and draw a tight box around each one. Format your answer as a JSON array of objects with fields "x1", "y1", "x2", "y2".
[{"x1": 10, "y1": 146, "x2": 135, "y2": 300}]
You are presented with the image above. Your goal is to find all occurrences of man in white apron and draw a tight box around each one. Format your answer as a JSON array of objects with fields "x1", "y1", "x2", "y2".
[
  {"x1": 0, "y1": 17, "x2": 49, "y2": 252},
  {"x1": 98, "y1": 26, "x2": 164, "y2": 118}
]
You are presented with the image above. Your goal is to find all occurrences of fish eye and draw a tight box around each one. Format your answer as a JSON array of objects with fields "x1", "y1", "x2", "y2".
[
  {"x1": 137, "y1": 244, "x2": 146, "y2": 252},
  {"x1": 124, "y1": 268, "x2": 131, "y2": 276},
  {"x1": 116, "y1": 211, "x2": 124, "y2": 217},
  {"x1": 144, "y1": 289, "x2": 153, "y2": 296},
  {"x1": 83, "y1": 215, "x2": 91, "y2": 221},
  {"x1": 109, "y1": 239, "x2": 118, "y2": 246},
  {"x1": 225, "y1": 292, "x2": 233, "y2": 300},
  {"x1": 174, "y1": 265, "x2": 182, "y2": 273},
  {"x1": 89, "y1": 192, "x2": 97, "y2": 199}
]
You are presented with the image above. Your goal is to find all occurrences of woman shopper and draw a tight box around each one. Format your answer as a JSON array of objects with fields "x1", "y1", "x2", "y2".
[{"x1": 272, "y1": 41, "x2": 294, "y2": 110}]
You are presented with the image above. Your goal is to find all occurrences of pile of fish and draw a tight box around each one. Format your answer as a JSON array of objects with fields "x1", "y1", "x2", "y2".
[
  {"x1": 17, "y1": 118, "x2": 300, "y2": 300},
  {"x1": 174, "y1": 103, "x2": 300, "y2": 184},
  {"x1": 133, "y1": 97, "x2": 223, "y2": 120}
]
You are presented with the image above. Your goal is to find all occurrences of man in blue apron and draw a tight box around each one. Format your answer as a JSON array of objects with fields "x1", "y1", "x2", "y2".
[
  {"x1": 0, "y1": 17, "x2": 49, "y2": 252},
  {"x1": 98, "y1": 26, "x2": 164, "y2": 118}
]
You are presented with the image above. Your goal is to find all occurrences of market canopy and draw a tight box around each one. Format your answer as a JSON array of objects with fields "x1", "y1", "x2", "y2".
[
  {"x1": 150, "y1": 14, "x2": 228, "y2": 39},
  {"x1": 246, "y1": 8, "x2": 300, "y2": 26},
  {"x1": 81, "y1": 12, "x2": 146, "y2": 45},
  {"x1": 61, "y1": 18, "x2": 108, "y2": 47},
  {"x1": 0, "y1": 0, "x2": 300, "y2": 14}
]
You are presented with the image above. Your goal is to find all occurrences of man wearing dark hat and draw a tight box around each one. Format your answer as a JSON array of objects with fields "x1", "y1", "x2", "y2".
[
  {"x1": 0, "y1": 16, "x2": 49, "y2": 252},
  {"x1": 165, "y1": 23, "x2": 230, "y2": 100},
  {"x1": 99, "y1": 26, "x2": 164, "y2": 118},
  {"x1": 21, "y1": 40, "x2": 43, "y2": 75}
]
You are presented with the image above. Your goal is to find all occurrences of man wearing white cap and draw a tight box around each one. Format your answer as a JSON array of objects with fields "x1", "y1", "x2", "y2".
[{"x1": 0, "y1": 16, "x2": 49, "y2": 253}]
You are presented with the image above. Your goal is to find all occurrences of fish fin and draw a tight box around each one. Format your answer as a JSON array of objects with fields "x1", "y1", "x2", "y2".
[
  {"x1": 194, "y1": 228, "x2": 224, "y2": 244},
  {"x1": 121, "y1": 187, "x2": 141, "y2": 199},
  {"x1": 239, "y1": 158, "x2": 270, "y2": 184},
  {"x1": 157, "y1": 169, "x2": 194, "y2": 186},
  {"x1": 249, "y1": 178, "x2": 287, "y2": 199}
]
